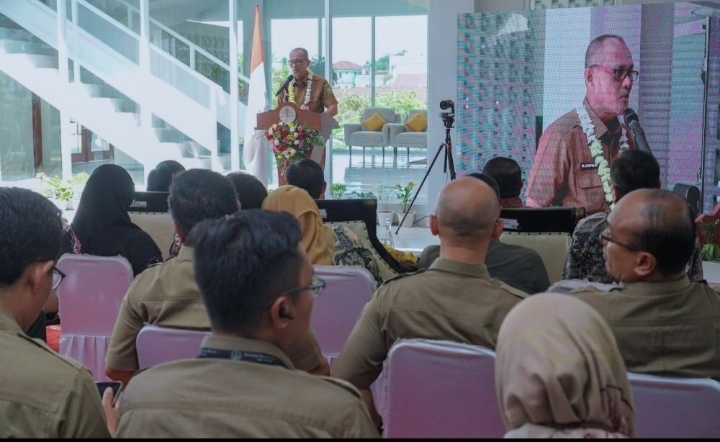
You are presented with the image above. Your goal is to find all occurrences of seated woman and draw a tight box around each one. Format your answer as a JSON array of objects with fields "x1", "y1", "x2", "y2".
[
  {"x1": 61, "y1": 164, "x2": 163, "y2": 276},
  {"x1": 261, "y1": 185, "x2": 334, "y2": 266},
  {"x1": 146, "y1": 160, "x2": 185, "y2": 192},
  {"x1": 495, "y1": 293, "x2": 636, "y2": 439}
]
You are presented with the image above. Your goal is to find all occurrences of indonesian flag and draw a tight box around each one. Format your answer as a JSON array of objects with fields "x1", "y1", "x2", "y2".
[{"x1": 242, "y1": 4, "x2": 268, "y2": 186}]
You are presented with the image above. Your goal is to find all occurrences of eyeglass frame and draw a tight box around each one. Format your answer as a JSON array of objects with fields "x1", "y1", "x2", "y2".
[
  {"x1": 262, "y1": 275, "x2": 326, "y2": 311},
  {"x1": 588, "y1": 64, "x2": 639, "y2": 82},
  {"x1": 51, "y1": 265, "x2": 66, "y2": 290},
  {"x1": 288, "y1": 59, "x2": 309, "y2": 66},
  {"x1": 599, "y1": 232, "x2": 644, "y2": 253}
]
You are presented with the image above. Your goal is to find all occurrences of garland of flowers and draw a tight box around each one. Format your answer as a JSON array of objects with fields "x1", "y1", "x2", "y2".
[
  {"x1": 576, "y1": 105, "x2": 629, "y2": 207},
  {"x1": 288, "y1": 68, "x2": 314, "y2": 109}
]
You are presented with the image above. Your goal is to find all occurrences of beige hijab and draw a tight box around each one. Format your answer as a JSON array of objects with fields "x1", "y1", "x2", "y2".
[
  {"x1": 496, "y1": 293, "x2": 636, "y2": 439},
  {"x1": 262, "y1": 185, "x2": 334, "y2": 265}
]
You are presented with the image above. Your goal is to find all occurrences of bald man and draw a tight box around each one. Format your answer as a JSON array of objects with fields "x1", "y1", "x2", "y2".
[
  {"x1": 571, "y1": 188, "x2": 720, "y2": 379},
  {"x1": 333, "y1": 177, "x2": 528, "y2": 426}
]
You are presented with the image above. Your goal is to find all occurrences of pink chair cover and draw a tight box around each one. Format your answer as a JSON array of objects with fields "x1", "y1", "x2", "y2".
[
  {"x1": 628, "y1": 372, "x2": 720, "y2": 438},
  {"x1": 382, "y1": 339, "x2": 505, "y2": 439},
  {"x1": 57, "y1": 253, "x2": 134, "y2": 381},
  {"x1": 136, "y1": 324, "x2": 209, "y2": 369}
]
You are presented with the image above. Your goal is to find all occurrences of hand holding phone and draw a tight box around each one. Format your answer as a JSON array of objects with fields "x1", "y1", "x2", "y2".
[{"x1": 96, "y1": 381, "x2": 122, "y2": 405}]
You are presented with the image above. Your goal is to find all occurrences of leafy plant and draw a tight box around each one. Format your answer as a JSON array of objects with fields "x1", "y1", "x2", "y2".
[
  {"x1": 37, "y1": 172, "x2": 74, "y2": 201},
  {"x1": 376, "y1": 185, "x2": 392, "y2": 212},
  {"x1": 394, "y1": 181, "x2": 416, "y2": 214},
  {"x1": 329, "y1": 183, "x2": 347, "y2": 199},
  {"x1": 352, "y1": 190, "x2": 375, "y2": 199}
]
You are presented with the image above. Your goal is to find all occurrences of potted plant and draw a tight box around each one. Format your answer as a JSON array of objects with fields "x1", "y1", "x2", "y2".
[
  {"x1": 37, "y1": 172, "x2": 90, "y2": 211},
  {"x1": 329, "y1": 183, "x2": 347, "y2": 199},
  {"x1": 376, "y1": 184, "x2": 394, "y2": 227},
  {"x1": 351, "y1": 190, "x2": 375, "y2": 199},
  {"x1": 394, "y1": 181, "x2": 416, "y2": 228}
]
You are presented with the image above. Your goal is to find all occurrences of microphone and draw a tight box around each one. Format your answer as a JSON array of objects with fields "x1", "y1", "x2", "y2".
[
  {"x1": 623, "y1": 108, "x2": 652, "y2": 155},
  {"x1": 275, "y1": 74, "x2": 294, "y2": 98}
]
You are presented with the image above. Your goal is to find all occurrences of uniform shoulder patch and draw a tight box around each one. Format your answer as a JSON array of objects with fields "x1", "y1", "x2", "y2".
[
  {"x1": 325, "y1": 84, "x2": 334, "y2": 96},
  {"x1": 319, "y1": 376, "x2": 362, "y2": 399}
]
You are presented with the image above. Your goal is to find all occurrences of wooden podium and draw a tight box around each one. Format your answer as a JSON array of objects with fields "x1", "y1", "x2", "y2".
[{"x1": 256, "y1": 102, "x2": 338, "y2": 186}]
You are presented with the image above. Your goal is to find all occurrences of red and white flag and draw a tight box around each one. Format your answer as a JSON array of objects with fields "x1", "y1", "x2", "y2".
[{"x1": 242, "y1": 4, "x2": 268, "y2": 186}]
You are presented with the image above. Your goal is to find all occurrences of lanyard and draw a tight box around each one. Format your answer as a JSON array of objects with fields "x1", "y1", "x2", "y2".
[{"x1": 197, "y1": 347, "x2": 287, "y2": 368}]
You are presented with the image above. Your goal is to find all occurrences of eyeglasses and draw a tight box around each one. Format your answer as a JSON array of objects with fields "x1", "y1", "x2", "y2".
[
  {"x1": 599, "y1": 233, "x2": 643, "y2": 252},
  {"x1": 262, "y1": 275, "x2": 326, "y2": 310},
  {"x1": 589, "y1": 65, "x2": 639, "y2": 82},
  {"x1": 288, "y1": 59, "x2": 308, "y2": 65},
  {"x1": 51, "y1": 266, "x2": 66, "y2": 290}
]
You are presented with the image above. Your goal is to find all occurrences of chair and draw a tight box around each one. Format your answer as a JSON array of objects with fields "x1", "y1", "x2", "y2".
[
  {"x1": 382, "y1": 339, "x2": 505, "y2": 438},
  {"x1": 128, "y1": 191, "x2": 174, "y2": 260},
  {"x1": 311, "y1": 265, "x2": 375, "y2": 362},
  {"x1": 627, "y1": 372, "x2": 720, "y2": 438},
  {"x1": 387, "y1": 109, "x2": 428, "y2": 157},
  {"x1": 343, "y1": 107, "x2": 399, "y2": 157},
  {"x1": 136, "y1": 324, "x2": 209, "y2": 369},
  {"x1": 57, "y1": 253, "x2": 134, "y2": 381}
]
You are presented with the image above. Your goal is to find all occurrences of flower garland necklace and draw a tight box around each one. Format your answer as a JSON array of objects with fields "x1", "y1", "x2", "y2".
[
  {"x1": 288, "y1": 68, "x2": 314, "y2": 109},
  {"x1": 576, "y1": 104, "x2": 629, "y2": 207}
]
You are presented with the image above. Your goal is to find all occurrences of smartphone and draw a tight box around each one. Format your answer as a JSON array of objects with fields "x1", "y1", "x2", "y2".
[{"x1": 96, "y1": 381, "x2": 122, "y2": 405}]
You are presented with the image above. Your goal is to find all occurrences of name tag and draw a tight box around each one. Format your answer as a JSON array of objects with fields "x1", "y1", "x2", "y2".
[{"x1": 580, "y1": 162, "x2": 598, "y2": 170}]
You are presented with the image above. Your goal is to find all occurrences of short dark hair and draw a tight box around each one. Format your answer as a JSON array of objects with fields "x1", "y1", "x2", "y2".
[
  {"x1": 147, "y1": 160, "x2": 186, "y2": 192},
  {"x1": 482, "y1": 157, "x2": 522, "y2": 198},
  {"x1": 168, "y1": 169, "x2": 238, "y2": 243},
  {"x1": 0, "y1": 188, "x2": 63, "y2": 287},
  {"x1": 585, "y1": 34, "x2": 628, "y2": 68},
  {"x1": 610, "y1": 149, "x2": 660, "y2": 196},
  {"x1": 191, "y1": 210, "x2": 304, "y2": 334},
  {"x1": 285, "y1": 159, "x2": 324, "y2": 199},
  {"x1": 467, "y1": 172, "x2": 501, "y2": 198},
  {"x1": 226, "y1": 172, "x2": 268, "y2": 209}
]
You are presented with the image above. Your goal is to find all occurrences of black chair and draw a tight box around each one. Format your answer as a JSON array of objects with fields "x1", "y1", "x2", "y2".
[
  {"x1": 499, "y1": 207, "x2": 585, "y2": 234},
  {"x1": 130, "y1": 191, "x2": 170, "y2": 213}
]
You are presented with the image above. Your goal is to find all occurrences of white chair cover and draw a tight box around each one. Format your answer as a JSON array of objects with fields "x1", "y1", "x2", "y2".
[{"x1": 136, "y1": 324, "x2": 209, "y2": 369}]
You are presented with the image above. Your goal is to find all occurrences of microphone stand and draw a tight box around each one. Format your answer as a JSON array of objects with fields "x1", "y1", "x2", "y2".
[{"x1": 396, "y1": 113, "x2": 456, "y2": 235}]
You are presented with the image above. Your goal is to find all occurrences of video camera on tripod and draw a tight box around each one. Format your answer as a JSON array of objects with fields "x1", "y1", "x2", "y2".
[{"x1": 439, "y1": 99, "x2": 455, "y2": 127}]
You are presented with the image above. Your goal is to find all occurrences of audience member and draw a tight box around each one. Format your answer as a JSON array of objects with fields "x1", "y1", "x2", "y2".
[
  {"x1": 105, "y1": 170, "x2": 330, "y2": 386},
  {"x1": 571, "y1": 188, "x2": 720, "y2": 378},
  {"x1": 262, "y1": 185, "x2": 334, "y2": 265},
  {"x1": 61, "y1": 164, "x2": 163, "y2": 276},
  {"x1": 114, "y1": 210, "x2": 378, "y2": 438},
  {"x1": 0, "y1": 188, "x2": 114, "y2": 437},
  {"x1": 226, "y1": 171, "x2": 268, "y2": 209},
  {"x1": 482, "y1": 157, "x2": 524, "y2": 208},
  {"x1": 418, "y1": 173, "x2": 550, "y2": 294},
  {"x1": 333, "y1": 177, "x2": 528, "y2": 424},
  {"x1": 563, "y1": 149, "x2": 703, "y2": 283},
  {"x1": 146, "y1": 160, "x2": 185, "y2": 192},
  {"x1": 285, "y1": 159, "x2": 327, "y2": 199},
  {"x1": 496, "y1": 293, "x2": 635, "y2": 438}
]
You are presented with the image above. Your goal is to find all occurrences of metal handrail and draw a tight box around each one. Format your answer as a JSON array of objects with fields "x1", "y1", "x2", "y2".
[{"x1": 74, "y1": 0, "x2": 140, "y2": 42}]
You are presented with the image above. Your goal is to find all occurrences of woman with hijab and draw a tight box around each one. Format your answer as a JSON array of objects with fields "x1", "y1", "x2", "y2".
[
  {"x1": 261, "y1": 185, "x2": 334, "y2": 266},
  {"x1": 61, "y1": 164, "x2": 163, "y2": 276},
  {"x1": 495, "y1": 293, "x2": 636, "y2": 439}
]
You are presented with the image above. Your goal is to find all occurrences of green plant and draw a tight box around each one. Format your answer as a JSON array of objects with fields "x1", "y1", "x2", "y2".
[
  {"x1": 377, "y1": 185, "x2": 392, "y2": 212},
  {"x1": 329, "y1": 183, "x2": 347, "y2": 199},
  {"x1": 394, "y1": 181, "x2": 416, "y2": 214},
  {"x1": 352, "y1": 190, "x2": 375, "y2": 199},
  {"x1": 36, "y1": 172, "x2": 74, "y2": 201},
  {"x1": 67, "y1": 172, "x2": 90, "y2": 186}
]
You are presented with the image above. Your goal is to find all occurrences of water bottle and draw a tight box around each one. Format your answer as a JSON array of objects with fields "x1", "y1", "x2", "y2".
[{"x1": 384, "y1": 216, "x2": 394, "y2": 248}]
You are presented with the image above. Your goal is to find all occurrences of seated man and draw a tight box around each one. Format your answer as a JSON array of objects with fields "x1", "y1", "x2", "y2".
[
  {"x1": 285, "y1": 159, "x2": 326, "y2": 200},
  {"x1": 333, "y1": 177, "x2": 528, "y2": 421},
  {"x1": 571, "y1": 188, "x2": 720, "y2": 378},
  {"x1": 0, "y1": 188, "x2": 112, "y2": 437},
  {"x1": 563, "y1": 149, "x2": 703, "y2": 283},
  {"x1": 482, "y1": 156, "x2": 524, "y2": 208},
  {"x1": 115, "y1": 210, "x2": 378, "y2": 438},
  {"x1": 106, "y1": 170, "x2": 328, "y2": 387},
  {"x1": 418, "y1": 173, "x2": 550, "y2": 294}
]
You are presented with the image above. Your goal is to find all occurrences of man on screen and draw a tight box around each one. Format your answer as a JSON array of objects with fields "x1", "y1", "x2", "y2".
[{"x1": 526, "y1": 34, "x2": 637, "y2": 215}]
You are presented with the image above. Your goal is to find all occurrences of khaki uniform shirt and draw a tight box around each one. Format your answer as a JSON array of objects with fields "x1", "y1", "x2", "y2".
[
  {"x1": 277, "y1": 73, "x2": 338, "y2": 114},
  {"x1": 106, "y1": 246, "x2": 324, "y2": 374},
  {"x1": 332, "y1": 258, "x2": 528, "y2": 389},
  {"x1": 571, "y1": 276, "x2": 720, "y2": 378},
  {"x1": 0, "y1": 309, "x2": 109, "y2": 438},
  {"x1": 115, "y1": 335, "x2": 379, "y2": 438}
]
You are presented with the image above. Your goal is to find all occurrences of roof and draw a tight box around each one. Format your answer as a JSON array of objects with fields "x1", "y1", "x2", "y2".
[{"x1": 333, "y1": 60, "x2": 364, "y2": 71}]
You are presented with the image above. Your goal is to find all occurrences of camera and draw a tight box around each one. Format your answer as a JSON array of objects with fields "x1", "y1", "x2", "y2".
[
  {"x1": 440, "y1": 99, "x2": 454, "y2": 111},
  {"x1": 439, "y1": 99, "x2": 455, "y2": 124}
]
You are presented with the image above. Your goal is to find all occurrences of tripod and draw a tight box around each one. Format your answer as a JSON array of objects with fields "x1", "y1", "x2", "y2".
[{"x1": 396, "y1": 113, "x2": 456, "y2": 234}]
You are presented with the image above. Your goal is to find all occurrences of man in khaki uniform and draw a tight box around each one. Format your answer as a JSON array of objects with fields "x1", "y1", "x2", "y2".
[
  {"x1": 105, "y1": 169, "x2": 328, "y2": 387},
  {"x1": 115, "y1": 210, "x2": 378, "y2": 437},
  {"x1": 571, "y1": 188, "x2": 720, "y2": 378},
  {"x1": 0, "y1": 188, "x2": 112, "y2": 437},
  {"x1": 333, "y1": 177, "x2": 528, "y2": 423}
]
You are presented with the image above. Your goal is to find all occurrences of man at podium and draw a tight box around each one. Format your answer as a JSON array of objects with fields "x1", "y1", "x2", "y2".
[{"x1": 276, "y1": 47, "x2": 338, "y2": 170}]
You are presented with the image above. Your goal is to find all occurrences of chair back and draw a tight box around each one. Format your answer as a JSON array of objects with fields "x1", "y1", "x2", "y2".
[
  {"x1": 129, "y1": 190, "x2": 174, "y2": 260},
  {"x1": 362, "y1": 107, "x2": 399, "y2": 127},
  {"x1": 57, "y1": 253, "x2": 134, "y2": 380},
  {"x1": 628, "y1": 372, "x2": 720, "y2": 438},
  {"x1": 136, "y1": 324, "x2": 209, "y2": 369},
  {"x1": 383, "y1": 339, "x2": 505, "y2": 438},
  {"x1": 311, "y1": 265, "x2": 375, "y2": 359},
  {"x1": 499, "y1": 232, "x2": 570, "y2": 284}
]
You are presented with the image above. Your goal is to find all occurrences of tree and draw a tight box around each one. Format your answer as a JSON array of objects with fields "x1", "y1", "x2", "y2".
[
  {"x1": 309, "y1": 55, "x2": 338, "y2": 85},
  {"x1": 364, "y1": 54, "x2": 390, "y2": 72}
]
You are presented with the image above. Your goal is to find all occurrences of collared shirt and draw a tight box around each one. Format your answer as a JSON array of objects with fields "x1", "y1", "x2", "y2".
[
  {"x1": 115, "y1": 335, "x2": 379, "y2": 438},
  {"x1": 332, "y1": 258, "x2": 528, "y2": 389},
  {"x1": 571, "y1": 276, "x2": 720, "y2": 378},
  {"x1": 106, "y1": 246, "x2": 324, "y2": 374},
  {"x1": 563, "y1": 211, "x2": 704, "y2": 283},
  {"x1": 0, "y1": 309, "x2": 110, "y2": 438},
  {"x1": 277, "y1": 73, "x2": 338, "y2": 114},
  {"x1": 526, "y1": 99, "x2": 632, "y2": 215}
]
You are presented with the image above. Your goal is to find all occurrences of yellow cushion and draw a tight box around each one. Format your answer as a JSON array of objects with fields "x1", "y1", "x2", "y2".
[
  {"x1": 405, "y1": 112, "x2": 427, "y2": 132},
  {"x1": 362, "y1": 112, "x2": 387, "y2": 132}
]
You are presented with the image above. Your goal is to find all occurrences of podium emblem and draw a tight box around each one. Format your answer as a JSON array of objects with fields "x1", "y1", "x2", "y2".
[{"x1": 279, "y1": 105, "x2": 297, "y2": 123}]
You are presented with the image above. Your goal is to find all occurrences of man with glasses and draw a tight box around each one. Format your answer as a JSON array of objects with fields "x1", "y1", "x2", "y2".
[
  {"x1": 0, "y1": 188, "x2": 113, "y2": 437},
  {"x1": 114, "y1": 210, "x2": 378, "y2": 438},
  {"x1": 570, "y1": 188, "x2": 720, "y2": 379},
  {"x1": 527, "y1": 34, "x2": 637, "y2": 215}
]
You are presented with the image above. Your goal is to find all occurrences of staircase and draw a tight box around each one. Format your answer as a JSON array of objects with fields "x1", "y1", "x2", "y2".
[{"x1": 0, "y1": 0, "x2": 249, "y2": 173}]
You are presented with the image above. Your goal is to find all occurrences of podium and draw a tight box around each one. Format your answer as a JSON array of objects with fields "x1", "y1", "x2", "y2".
[{"x1": 256, "y1": 102, "x2": 338, "y2": 185}]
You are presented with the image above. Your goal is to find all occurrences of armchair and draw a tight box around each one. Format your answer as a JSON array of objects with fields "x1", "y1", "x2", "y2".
[
  {"x1": 344, "y1": 107, "x2": 399, "y2": 157},
  {"x1": 387, "y1": 109, "x2": 428, "y2": 157}
]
